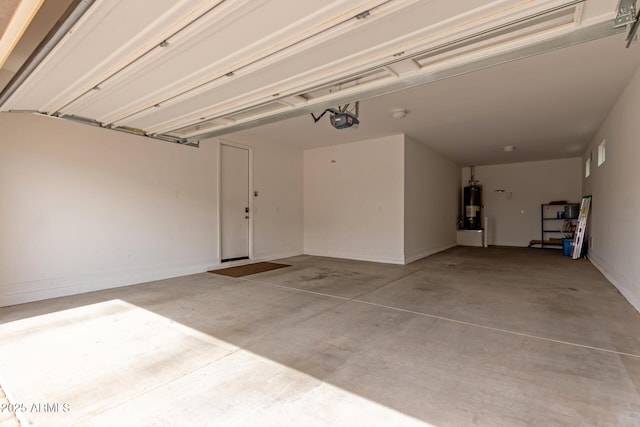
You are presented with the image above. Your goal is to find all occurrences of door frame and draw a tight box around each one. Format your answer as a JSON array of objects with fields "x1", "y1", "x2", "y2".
[{"x1": 217, "y1": 139, "x2": 254, "y2": 263}]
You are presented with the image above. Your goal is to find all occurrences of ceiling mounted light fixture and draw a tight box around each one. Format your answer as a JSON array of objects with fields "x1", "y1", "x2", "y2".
[
  {"x1": 391, "y1": 109, "x2": 407, "y2": 119},
  {"x1": 503, "y1": 145, "x2": 516, "y2": 152}
]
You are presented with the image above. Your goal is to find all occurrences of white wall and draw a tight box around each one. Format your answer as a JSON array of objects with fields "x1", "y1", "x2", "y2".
[
  {"x1": 467, "y1": 159, "x2": 582, "y2": 246},
  {"x1": 582, "y1": 64, "x2": 640, "y2": 312},
  {"x1": 245, "y1": 141, "x2": 303, "y2": 260},
  {"x1": 304, "y1": 135, "x2": 405, "y2": 264},
  {"x1": 0, "y1": 113, "x2": 303, "y2": 307},
  {"x1": 404, "y1": 137, "x2": 460, "y2": 263}
]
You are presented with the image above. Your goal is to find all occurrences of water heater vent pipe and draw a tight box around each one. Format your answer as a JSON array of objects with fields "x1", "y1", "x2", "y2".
[{"x1": 469, "y1": 166, "x2": 479, "y2": 186}]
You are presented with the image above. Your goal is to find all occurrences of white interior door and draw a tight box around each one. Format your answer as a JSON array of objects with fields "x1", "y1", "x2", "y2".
[{"x1": 220, "y1": 144, "x2": 250, "y2": 262}]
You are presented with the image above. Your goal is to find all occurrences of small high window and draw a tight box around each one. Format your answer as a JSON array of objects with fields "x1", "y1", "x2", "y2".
[
  {"x1": 597, "y1": 140, "x2": 606, "y2": 166},
  {"x1": 585, "y1": 155, "x2": 591, "y2": 178}
]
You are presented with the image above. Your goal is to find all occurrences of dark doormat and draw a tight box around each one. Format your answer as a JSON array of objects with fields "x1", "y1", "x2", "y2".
[{"x1": 209, "y1": 262, "x2": 290, "y2": 278}]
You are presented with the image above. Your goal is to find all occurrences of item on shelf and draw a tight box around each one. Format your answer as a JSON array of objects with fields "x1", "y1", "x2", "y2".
[
  {"x1": 529, "y1": 202, "x2": 580, "y2": 249},
  {"x1": 565, "y1": 204, "x2": 579, "y2": 218}
]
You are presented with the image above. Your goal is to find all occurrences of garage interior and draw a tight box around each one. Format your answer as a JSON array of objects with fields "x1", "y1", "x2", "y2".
[{"x1": 1, "y1": 1, "x2": 640, "y2": 426}]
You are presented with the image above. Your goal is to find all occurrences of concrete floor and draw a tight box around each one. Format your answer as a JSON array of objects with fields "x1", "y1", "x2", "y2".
[{"x1": 0, "y1": 247, "x2": 639, "y2": 426}]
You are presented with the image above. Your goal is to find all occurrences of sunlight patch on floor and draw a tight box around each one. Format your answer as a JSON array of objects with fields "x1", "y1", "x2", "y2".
[{"x1": 0, "y1": 299, "x2": 434, "y2": 426}]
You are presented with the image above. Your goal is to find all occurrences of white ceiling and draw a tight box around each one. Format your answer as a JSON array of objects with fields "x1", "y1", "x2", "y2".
[
  {"x1": 226, "y1": 31, "x2": 640, "y2": 165},
  {"x1": 0, "y1": 0, "x2": 638, "y2": 165}
]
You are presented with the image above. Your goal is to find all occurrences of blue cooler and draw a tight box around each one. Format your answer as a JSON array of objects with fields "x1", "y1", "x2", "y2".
[{"x1": 563, "y1": 238, "x2": 573, "y2": 256}]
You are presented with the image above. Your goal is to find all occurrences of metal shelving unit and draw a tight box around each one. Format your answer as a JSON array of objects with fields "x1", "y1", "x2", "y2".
[{"x1": 529, "y1": 203, "x2": 580, "y2": 249}]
